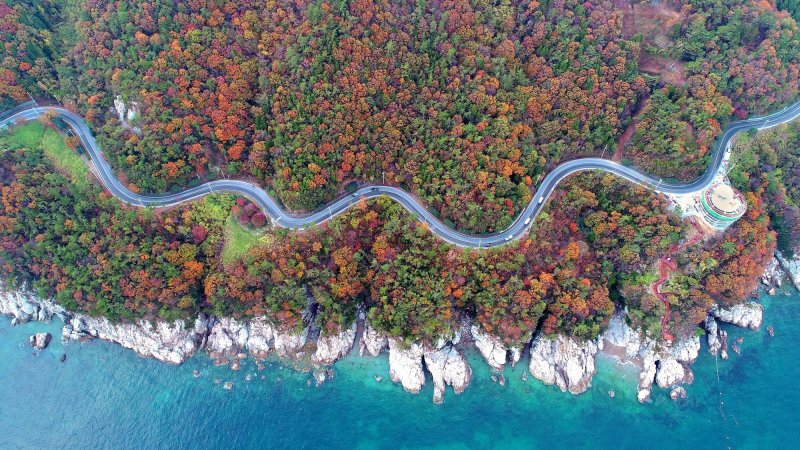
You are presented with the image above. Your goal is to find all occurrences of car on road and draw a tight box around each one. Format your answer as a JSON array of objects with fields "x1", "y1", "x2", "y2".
[
  {"x1": 524, "y1": 217, "x2": 531, "y2": 225},
  {"x1": 537, "y1": 196, "x2": 544, "y2": 204}
]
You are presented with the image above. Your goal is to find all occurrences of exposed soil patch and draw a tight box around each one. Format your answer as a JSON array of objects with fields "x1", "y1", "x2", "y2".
[
  {"x1": 619, "y1": 0, "x2": 681, "y2": 41},
  {"x1": 613, "y1": 120, "x2": 636, "y2": 162},
  {"x1": 618, "y1": 0, "x2": 687, "y2": 86},
  {"x1": 613, "y1": 93, "x2": 649, "y2": 162},
  {"x1": 639, "y1": 54, "x2": 687, "y2": 86}
]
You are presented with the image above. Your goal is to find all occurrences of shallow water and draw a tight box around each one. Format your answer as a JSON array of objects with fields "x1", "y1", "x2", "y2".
[{"x1": 1, "y1": 289, "x2": 798, "y2": 449}]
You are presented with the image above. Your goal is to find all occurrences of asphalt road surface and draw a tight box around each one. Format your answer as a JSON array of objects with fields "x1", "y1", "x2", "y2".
[{"x1": 2, "y1": 100, "x2": 800, "y2": 248}]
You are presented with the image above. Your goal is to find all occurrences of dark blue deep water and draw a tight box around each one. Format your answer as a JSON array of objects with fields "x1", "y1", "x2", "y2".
[{"x1": 1, "y1": 288, "x2": 799, "y2": 449}]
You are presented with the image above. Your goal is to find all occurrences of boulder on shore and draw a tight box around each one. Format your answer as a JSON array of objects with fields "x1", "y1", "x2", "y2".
[
  {"x1": 29, "y1": 332, "x2": 51, "y2": 350},
  {"x1": 528, "y1": 334, "x2": 598, "y2": 395},
  {"x1": 423, "y1": 345, "x2": 471, "y2": 404}
]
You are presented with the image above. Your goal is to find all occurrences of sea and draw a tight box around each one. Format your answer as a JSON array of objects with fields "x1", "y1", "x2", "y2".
[{"x1": 1, "y1": 288, "x2": 798, "y2": 450}]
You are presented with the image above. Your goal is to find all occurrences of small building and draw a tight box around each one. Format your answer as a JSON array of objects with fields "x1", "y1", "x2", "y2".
[{"x1": 700, "y1": 182, "x2": 746, "y2": 230}]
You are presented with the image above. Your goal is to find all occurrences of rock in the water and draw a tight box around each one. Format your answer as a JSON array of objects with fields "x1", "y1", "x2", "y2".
[
  {"x1": 608, "y1": 390, "x2": 615, "y2": 398},
  {"x1": 222, "y1": 381, "x2": 233, "y2": 390},
  {"x1": 359, "y1": 323, "x2": 388, "y2": 357},
  {"x1": 60, "y1": 353, "x2": 66, "y2": 363},
  {"x1": 509, "y1": 347, "x2": 522, "y2": 367},
  {"x1": 768, "y1": 325, "x2": 775, "y2": 337},
  {"x1": 638, "y1": 353, "x2": 657, "y2": 403},
  {"x1": 374, "y1": 375, "x2": 382, "y2": 382},
  {"x1": 313, "y1": 368, "x2": 327, "y2": 386},
  {"x1": 710, "y1": 302, "x2": 763, "y2": 330},
  {"x1": 29, "y1": 332, "x2": 51, "y2": 350},
  {"x1": 423, "y1": 345, "x2": 471, "y2": 404},
  {"x1": 704, "y1": 316, "x2": 721, "y2": 355},
  {"x1": 654, "y1": 336, "x2": 700, "y2": 388},
  {"x1": 313, "y1": 322, "x2": 356, "y2": 365},
  {"x1": 719, "y1": 330, "x2": 729, "y2": 360},
  {"x1": 388, "y1": 339, "x2": 425, "y2": 393},
  {"x1": 655, "y1": 358, "x2": 686, "y2": 388},
  {"x1": 528, "y1": 334, "x2": 598, "y2": 395},
  {"x1": 471, "y1": 325, "x2": 507, "y2": 371},
  {"x1": 670, "y1": 386, "x2": 687, "y2": 400}
]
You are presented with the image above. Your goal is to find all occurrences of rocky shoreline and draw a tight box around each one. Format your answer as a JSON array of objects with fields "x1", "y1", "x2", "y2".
[{"x1": 0, "y1": 251, "x2": 789, "y2": 404}]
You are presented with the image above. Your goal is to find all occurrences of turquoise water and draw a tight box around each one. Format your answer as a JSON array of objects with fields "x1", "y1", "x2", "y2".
[{"x1": 1, "y1": 289, "x2": 798, "y2": 449}]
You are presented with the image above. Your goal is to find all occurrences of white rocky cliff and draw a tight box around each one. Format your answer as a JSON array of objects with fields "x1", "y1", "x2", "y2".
[
  {"x1": 471, "y1": 325, "x2": 509, "y2": 371},
  {"x1": 423, "y1": 345, "x2": 471, "y2": 404},
  {"x1": 528, "y1": 334, "x2": 598, "y2": 395},
  {"x1": 313, "y1": 322, "x2": 356, "y2": 365},
  {"x1": 388, "y1": 338, "x2": 426, "y2": 393},
  {"x1": 710, "y1": 302, "x2": 763, "y2": 330},
  {"x1": 359, "y1": 322, "x2": 388, "y2": 357},
  {"x1": 64, "y1": 314, "x2": 211, "y2": 365},
  {"x1": 776, "y1": 251, "x2": 800, "y2": 291},
  {"x1": 0, "y1": 282, "x2": 770, "y2": 403}
]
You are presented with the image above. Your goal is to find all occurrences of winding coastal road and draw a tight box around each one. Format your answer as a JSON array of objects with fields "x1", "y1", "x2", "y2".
[{"x1": 2, "y1": 100, "x2": 800, "y2": 248}]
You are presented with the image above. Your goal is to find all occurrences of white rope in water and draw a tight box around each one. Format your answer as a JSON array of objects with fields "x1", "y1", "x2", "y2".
[{"x1": 716, "y1": 352, "x2": 726, "y2": 421}]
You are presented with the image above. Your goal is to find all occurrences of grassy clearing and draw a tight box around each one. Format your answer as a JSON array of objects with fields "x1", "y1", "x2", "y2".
[
  {"x1": 8, "y1": 121, "x2": 45, "y2": 148},
  {"x1": 221, "y1": 215, "x2": 273, "y2": 265},
  {"x1": 10, "y1": 123, "x2": 90, "y2": 187},
  {"x1": 40, "y1": 128, "x2": 91, "y2": 187}
]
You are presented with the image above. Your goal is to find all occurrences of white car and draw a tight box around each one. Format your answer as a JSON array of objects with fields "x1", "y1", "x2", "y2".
[
  {"x1": 524, "y1": 217, "x2": 531, "y2": 225},
  {"x1": 537, "y1": 196, "x2": 544, "y2": 204}
]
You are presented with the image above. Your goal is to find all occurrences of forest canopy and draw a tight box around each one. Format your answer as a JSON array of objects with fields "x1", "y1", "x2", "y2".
[
  {"x1": 0, "y1": 0, "x2": 797, "y2": 345},
  {"x1": 2, "y1": 0, "x2": 799, "y2": 232}
]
